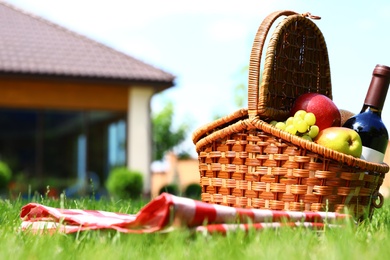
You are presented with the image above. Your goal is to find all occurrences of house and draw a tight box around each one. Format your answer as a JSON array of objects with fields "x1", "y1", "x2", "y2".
[
  {"x1": 0, "y1": 1, "x2": 175, "y2": 195},
  {"x1": 151, "y1": 152, "x2": 200, "y2": 198},
  {"x1": 379, "y1": 141, "x2": 390, "y2": 197}
]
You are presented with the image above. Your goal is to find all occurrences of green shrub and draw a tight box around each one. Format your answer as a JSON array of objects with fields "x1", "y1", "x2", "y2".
[
  {"x1": 159, "y1": 184, "x2": 180, "y2": 196},
  {"x1": 183, "y1": 183, "x2": 201, "y2": 200},
  {"x1": 0, "y1": 161, "x2": 12, "y2": 190},
  {"x1": 106, "y1": 167, "x2": 143, "y2": 199}
]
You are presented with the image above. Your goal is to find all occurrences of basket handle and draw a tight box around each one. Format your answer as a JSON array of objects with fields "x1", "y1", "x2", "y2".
[{"x1": 247, "y1": 10, "x2": 319, "y2": 118}]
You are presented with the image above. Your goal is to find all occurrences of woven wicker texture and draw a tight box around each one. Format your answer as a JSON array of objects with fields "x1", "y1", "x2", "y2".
[
  {"x1": 192, "y1": 10, "x2": 389, "y2": 220},
  {"x1": 249, "y1": 11, "x2": 331, "y2": 121}
]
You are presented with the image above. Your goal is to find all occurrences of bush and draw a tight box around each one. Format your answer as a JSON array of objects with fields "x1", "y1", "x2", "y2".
[
  {"x1": 159, "y1": 184, "x2": 180, "y2": 196},
  {"x1": 0, "y1": 161, "x2": 12, "y2": 190},
  {"x1": 106, "y1": 167, "x2": 143, "y2": 199},
  {"x1": 183, "y1": 183, "x2": 201, "y2": 200}
]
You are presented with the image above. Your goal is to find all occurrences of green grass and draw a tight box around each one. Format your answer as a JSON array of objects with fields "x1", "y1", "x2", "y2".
[{"x1": 1, "y1": 194, "x2": 390, "y2": 260}]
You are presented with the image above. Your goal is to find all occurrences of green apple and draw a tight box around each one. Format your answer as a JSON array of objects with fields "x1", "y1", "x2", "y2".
[{"x1": 314, "y1": 127, "x2": 362, "y2": 157}]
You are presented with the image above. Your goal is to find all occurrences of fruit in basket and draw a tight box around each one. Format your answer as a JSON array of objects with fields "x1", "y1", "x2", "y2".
[
  {"x1": 314, "y1": 127, "x2": 363, "y2": 157},
  {"x1": 274, "y1": 121, "x2": 286, "y2": 130},
  {"x1": 271, "y1": 110, "x2": 319, "y2": 141},
  {"x1": 307, "y1": 125, "x2": 319, "y2": 138},
  {"x1": 339, "y1": 109, "x2": 355, "y2": 125},
  {"x1": 290, "y1": 93, "x2": 341, "y2": 131}
]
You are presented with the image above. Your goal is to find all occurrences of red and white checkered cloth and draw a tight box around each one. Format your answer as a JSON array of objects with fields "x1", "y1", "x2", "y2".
[{"x1": 20, "y1": 193, "x2": 354, "y2": 235}]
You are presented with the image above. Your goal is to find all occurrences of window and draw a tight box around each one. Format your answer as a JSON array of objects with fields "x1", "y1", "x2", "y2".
[{"x1": 108, "y1": 120, "x2": 126, "y2": 167}]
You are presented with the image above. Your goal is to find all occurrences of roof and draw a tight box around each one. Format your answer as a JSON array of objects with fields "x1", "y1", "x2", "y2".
[{"x1": 0, "y1": 1, "x2": 175, "y2": 85}]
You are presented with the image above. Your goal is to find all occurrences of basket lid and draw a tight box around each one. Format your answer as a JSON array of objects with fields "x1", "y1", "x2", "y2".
[{"x1": 248, "y1": 11, "x2": 332, "y2": 121}]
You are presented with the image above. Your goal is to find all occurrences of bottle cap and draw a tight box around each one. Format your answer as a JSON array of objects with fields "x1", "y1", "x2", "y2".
[{"x1": 373, "y1": 65, "x2": 390, "y2": 78}]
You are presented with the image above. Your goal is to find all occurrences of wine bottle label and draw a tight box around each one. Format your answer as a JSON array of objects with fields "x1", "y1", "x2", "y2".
[{"x1": 361, "y1": 146, "x2": 385, "y2": 163}]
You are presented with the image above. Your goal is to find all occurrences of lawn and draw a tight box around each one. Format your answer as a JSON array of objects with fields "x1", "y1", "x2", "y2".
[{"x1": 1, "y1": 193, "x2": 390, "y2": 260}]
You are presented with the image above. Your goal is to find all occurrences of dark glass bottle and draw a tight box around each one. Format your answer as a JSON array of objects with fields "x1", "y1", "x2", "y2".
[{"x1": 342, "y1": 65, "x2": 390, "y2": 163}]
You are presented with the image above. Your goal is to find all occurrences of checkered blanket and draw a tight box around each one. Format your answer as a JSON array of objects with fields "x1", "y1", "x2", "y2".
[{"x1": 20, "y1": 193, "x2": 353, "y2": 234}]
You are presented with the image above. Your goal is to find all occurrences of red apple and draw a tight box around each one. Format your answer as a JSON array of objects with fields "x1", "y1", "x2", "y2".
[{"x1": 290, "y1": 93, "x2": 341, "y2": 131}]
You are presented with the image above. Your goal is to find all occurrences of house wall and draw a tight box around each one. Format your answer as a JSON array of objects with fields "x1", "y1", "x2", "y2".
[
  {"x1": 151, "y1": 153, "x2": 200, "y2": 198},
  {"x1": 127, "y1": 86, "x2": 154, "y2": 194},
  {"x1": 0, "y1": 77, "x2": 129, "y2": 111},
  {"x1": 0, "y1": 76, "x2": 159, "y2": 195},
  {"x1": 380, "y1": 141, "x2": 390, "y2": 197}
]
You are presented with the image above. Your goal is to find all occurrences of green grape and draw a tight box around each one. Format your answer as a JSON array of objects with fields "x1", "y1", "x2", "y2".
[
  {"x1": 294, "y1": 118, "x2": 309, "y2": 133},
  {"x1": 294, "y1": 110, "x2": 307, "y2": 120},
  {"x1": 308, "y1": 125, "x2": 320, "y2": 138},
  {"x1": 304, "y1": 112, "x2": 316, "y2": 126},
  {"x1": 301, "y1": 135, "x2": 313, "y2": 141},
  {"x1": 285, "y1": 117, "x2": 294, "y2": 126},
  {"x1": 275, "y1": 122, "x2": 286, "y2": 130},
  {"x1": 269, "y1": 110, "x2": 316, "y2": 142},
  {"x1": 285, "y1": 125, "x2": 297, "y2": 135}
]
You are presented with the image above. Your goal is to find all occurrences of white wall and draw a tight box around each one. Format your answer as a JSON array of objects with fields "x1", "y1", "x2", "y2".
[{"x1": 127, "y1": 86, "x2": 154, "y2": 194}]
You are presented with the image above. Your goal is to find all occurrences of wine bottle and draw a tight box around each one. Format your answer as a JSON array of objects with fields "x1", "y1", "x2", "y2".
[{"x1": 342, "y1": 64, "x2": 390, "y2": 163}]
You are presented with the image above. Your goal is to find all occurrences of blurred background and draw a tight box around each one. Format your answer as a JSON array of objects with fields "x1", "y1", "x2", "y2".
[{"x1": 1, "y1": 0, "x2": 390, "y2": 199}]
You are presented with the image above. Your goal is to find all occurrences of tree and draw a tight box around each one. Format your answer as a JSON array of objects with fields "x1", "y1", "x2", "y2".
[
  {"x1": 152, "y1": 100, "x2": 189, "y2": 161},
  {"x1": 233, "y1": 65, "x2": 249, "y2": 108}
]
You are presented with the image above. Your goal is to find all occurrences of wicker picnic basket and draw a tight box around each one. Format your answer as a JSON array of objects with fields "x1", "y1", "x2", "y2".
[{"x1": 192, "y1": 10, "x2": 389, "y2": 220}]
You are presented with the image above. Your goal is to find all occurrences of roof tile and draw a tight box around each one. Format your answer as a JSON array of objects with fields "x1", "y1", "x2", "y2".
[{"x1": 0, "y1": 1, "x2": 175, "y2": 84}]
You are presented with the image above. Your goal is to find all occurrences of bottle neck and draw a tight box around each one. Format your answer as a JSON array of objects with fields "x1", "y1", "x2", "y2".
[
  {"x1": 360, "y1": 104, "x2": 382, "y2": 117},
  {"x1": 364, "y1": 65, "x2": 390, "y2": 110}
]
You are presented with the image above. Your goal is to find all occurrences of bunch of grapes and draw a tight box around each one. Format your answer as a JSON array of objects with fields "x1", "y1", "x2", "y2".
[{"x1": 270, "y1": 110, "x2": 319, "y2": 141}]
